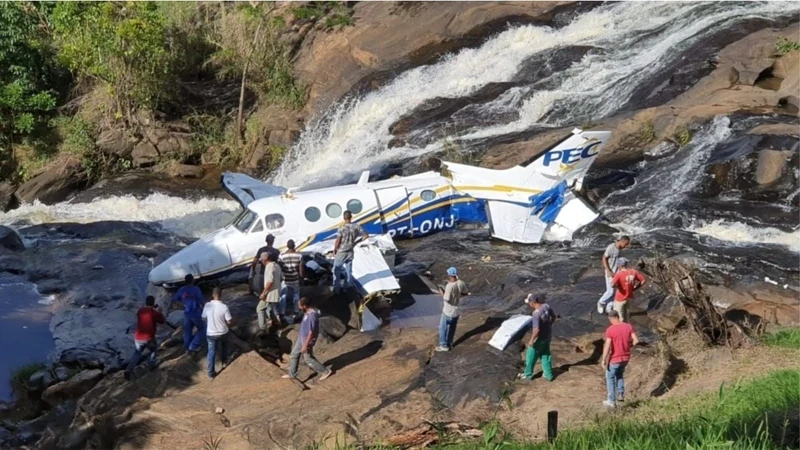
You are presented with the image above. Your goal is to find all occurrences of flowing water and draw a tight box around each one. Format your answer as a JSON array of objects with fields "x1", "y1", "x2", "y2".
[{"x1": 0, "y1": 2, "x2": 798, "y2": 396}]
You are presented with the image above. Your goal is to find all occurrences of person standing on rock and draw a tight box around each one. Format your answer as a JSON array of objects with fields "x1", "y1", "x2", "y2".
[
  {"x1": 597, "y1": 236, "x2": 631, "y2": 314},
  {"x1": 519, "y1": 294, "x2": 556, "y2": 381},
  {"x1": 332, "y1": 210, "x2": 368, "y2": 295},
  {"x1": 203, "y1": 287, "x2": 233, "y2": 379},
  {"x1": 601, "y1": 309, "x2": 639, "y2": 408},
  {"x1": 436, "y1": 267, "x2": 469, "y2": 352},
  {"x1": 170, "y1": 274, "x2": 205, "y2": 353},
  {"x1": 610, "y1": 258, "x2": 646, "y2": 323},
  {"x1": 279, "y1": 239, "x2": 305, "y2": 322},
  {"x1": 257, "y1": 251, "x2": 283, "y2": 330},
  {"x1": 282, "y1": 297, "x2": 333, "y2": 381},
  {"x1": 125, "y1": 295, "x2": 165, "y2": 380},
  {"x1": 249, "y1": 234, "x2": 280, "y2": 295}
]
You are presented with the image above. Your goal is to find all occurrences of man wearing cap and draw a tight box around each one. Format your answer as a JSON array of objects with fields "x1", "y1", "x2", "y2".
[
  {"x1": 435, "y1": 267, "x2": 469, "y2": 352},
  {"x1": 597, "y1": 236, "x2": 631, "y2": 314},
  {"x1": 250, "y1": 234, "x2": 280, "y2": 295},
  {"x1": 601, "y1": 309, "x2": 639, "y2": 408},
  {"x1": 520, "y1": 294, "x2": 556, "y2": 381},
  {"x1": 609, "y1": 258, "x2": 645, "y2": 323}
]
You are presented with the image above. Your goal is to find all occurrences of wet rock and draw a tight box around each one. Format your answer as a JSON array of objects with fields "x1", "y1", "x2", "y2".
[
  {"x1": 36, "y1": 278, "x2": 66, "y2": 294},
  {"x1": 14, "y1": 160, "x2": 86, "y2": 205},
  {"x1": 41, "y1": 369, "x2": 103, "y2": 407},
  {"x1": 755, "y1": 149, "x2": 793, "y2": 185},
  {"x1": 8, "y1": 430, "x2": 37, "y2": 446},
  {"x1": 166, "y1": 163, "x2": 205, "y2": 179},
  {"x1": 0, "y1": 225, "x2": 25, "y2": 252},
  {"x1": 57, "y1": 424, "x2": 93, "y2": 450},
  {"x1": 0, "y1": 425, "x2": 10, "y2": 444},
  {"x1": 268, "y1": 129, "x2": 301, "y2": 148},
  {"x1": 131, "y1": 142, "x2": 159, "y2": 168},
  {"x1": 96, "y1": 128, "x2": 137, "y2": 157},
  {"x1": 54, "y1": 366, "x2": 72, "y2": 382},
  {"x1": 28, "y1": 369, "x2": 54, "y2": 392},
  {"x1": 0, "y1": 181, "x2": 16, "y2": 212}
]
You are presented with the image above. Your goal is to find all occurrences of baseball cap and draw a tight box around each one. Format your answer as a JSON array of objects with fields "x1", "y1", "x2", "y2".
[
  {"x1": 524, "y1": 294, "x2": 544, "y2": 304},
  {"x1": 617, "y1": 257, "x2": 629, "y2": 267},
  {"x1": 447, "y1": 267, "x2": 458, "y2": 277}
]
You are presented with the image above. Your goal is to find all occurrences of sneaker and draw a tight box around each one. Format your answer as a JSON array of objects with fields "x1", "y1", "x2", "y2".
[
  {"x1": 596, "y1": 301, "x2": 604, "y2": 314},
  {"x1": 605, "y1": 303, "x2": 614, "y2": 314},
  {"x1": 617, "y1": 397, "x2": 625, "y2": 403},
  {"x1": 516, "y1": 373, "x2": 532, "y2": 381},
  {"x1": 434, "y1": 346, "x2": 450, "y2": 352},
  {"x1": 602, "y1": 400, "x2": 616, "y2": 408},
  {"x1": 281, "y1": 374, "x2": 295, "y2": 379},
  {"x1": 319, "y1": 369, "x2": 334, "y2": 381}
]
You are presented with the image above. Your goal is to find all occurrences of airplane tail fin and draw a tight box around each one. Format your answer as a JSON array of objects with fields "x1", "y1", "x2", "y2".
[{"x1": 519, "y1": 128, "x2": 612, "y2": 190}]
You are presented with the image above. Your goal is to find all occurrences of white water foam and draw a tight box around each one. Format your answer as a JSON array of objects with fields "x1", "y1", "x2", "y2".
[
  {"x1": 689, "y1": 220, "x2": 800, "y2": 252},
  {"x1": 1, "y1": 193, "x2": 240, "y2": 238},
  {"x1": 274, "y1": 2, "x2": 797, "y2": 187}
]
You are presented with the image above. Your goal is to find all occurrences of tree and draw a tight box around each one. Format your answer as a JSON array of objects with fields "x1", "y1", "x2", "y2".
[
  {"x1": 0, "y1": 2, "x2": 64, "y2": 180},
  {"x1": 51, "y1": 1, "x2": 176, "y2": 125}
]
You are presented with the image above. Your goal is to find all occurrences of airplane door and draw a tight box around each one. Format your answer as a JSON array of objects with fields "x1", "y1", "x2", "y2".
[{"x1": 375, "y1": 186, "x2": 414, "y2": 238}]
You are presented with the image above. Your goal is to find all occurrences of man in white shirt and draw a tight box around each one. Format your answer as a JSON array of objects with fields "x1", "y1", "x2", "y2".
[{"x1": 202, "y1": 287, "x2": 233, "y2": 379}]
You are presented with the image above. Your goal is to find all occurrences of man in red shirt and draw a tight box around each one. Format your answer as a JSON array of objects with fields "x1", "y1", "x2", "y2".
[
  {"x1": 610, "y1": 258, "x2": 645, "y2": 323},
  {"x1": 601, "y1": 310, "x2": 639, "y2": 408},
  {"x1": 125, "y1": 295, "x2": 165, "y2": 380}
]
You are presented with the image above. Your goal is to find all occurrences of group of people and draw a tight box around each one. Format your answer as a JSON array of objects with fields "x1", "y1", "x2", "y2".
[
  {"x1": 438, "y1": 235, "x2": 646, "y2": 408},
  {"x1": 127, "y1": 204, "x2": 645, "y2": 407}
]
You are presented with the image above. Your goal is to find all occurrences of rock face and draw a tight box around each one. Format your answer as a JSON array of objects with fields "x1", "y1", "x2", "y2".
[
  {"x1": 14, "y1": 160, "x2": 85, "y2": 205},
  {"x1": 0, "y1": 225, "x2": 24, "y2": 252},
  {"x1": 96, "y1": 128, "x2": 137, "y2": 157},
  {"x1": 131, "y1": 142, "x2": 159, "y2": 168},
  {"x1": 166, "y1": 163, "x2": 204, "y2": 179},
  {"x1": 0, "y1": 182, "x2": 16, "y2": 212},
  {"x1": 41, "y1": 369, "x2": 103, "y2": 407}
]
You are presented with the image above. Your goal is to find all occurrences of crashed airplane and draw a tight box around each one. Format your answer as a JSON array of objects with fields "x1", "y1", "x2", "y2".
[{"x1": 149, "y1": 128, "x2": 612, "y2": 293}]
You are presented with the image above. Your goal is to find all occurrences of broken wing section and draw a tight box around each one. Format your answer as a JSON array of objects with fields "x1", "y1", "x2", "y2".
[{"x1": 221, "y1": 172, "x2": 287, "y2": 207}]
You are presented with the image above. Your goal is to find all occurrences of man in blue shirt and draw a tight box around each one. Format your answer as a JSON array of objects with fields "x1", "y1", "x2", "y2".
[
  {"x1": 170, "y1": 274, "x2": 206, "y2": 353},
  {"x1": 282, "y1": 297, "x2": 333, "y2": 381}
]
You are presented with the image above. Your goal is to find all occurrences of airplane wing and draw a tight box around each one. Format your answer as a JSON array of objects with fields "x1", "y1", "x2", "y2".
[{"x1": 221, "y1": 172, "x2": 287, "y2": 207}]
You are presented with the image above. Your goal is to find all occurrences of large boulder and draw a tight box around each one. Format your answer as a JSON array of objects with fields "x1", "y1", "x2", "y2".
[
  {"x1": 0, "y1": 226, "x2": 24, "y2": 252},
  {"x1": 166, "y1": 163, "x2": 204, "y2": 179},
  {"x1": 131, "y1": 142, "x2": 159, "y2": 168},
  {"x1": 14, "y1": 160, "x2": 85, "y2": 205},
  {"x1": 41, "y1": 369, "x2": 103, "y2": 407},
  {"x1": 0, "y1": 182, "x2": 16, "y2": 212},
  {"x1": 95, "y1": 128, "x2": 137, "y2": 157},
  {"x1": 27, "y1": 369, "x2": 54, "y2": 392}
]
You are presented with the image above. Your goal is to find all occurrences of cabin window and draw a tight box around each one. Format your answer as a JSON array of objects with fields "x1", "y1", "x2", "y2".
[
  {"x1": 265, "y1": 214, "x2": 285, "y2": 230},
  {"x1": 347, "y1": 199, "x2": 363, "y2": 214},
  {"x1": 305, "y1": 207, "x2": 321, "y2": 222},
  {"x1": 250, "y1": 219, "x2": 264, "y2": 233},
  {"x1": 420, "y1": 190, "x2": 437, "y2": 201},
  {"x1": 232, "y1": 209, "x2": 258, "y2": 233},
  {"x1": 326, "y1": 203, "x2": 342, "y2": 218}
]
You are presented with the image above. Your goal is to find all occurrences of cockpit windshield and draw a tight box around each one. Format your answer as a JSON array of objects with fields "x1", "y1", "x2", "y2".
[{"x1": 231, "y1": 209, "x2": 258, "y2": 233}]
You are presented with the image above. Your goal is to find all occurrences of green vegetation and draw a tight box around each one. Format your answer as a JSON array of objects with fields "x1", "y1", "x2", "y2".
[
  {"x1": 202, "y1": 434, "x2": 223, "y2": 450},
  {"x1": 1, "y1": 1, "x2": 346, "y2": 185},
  {"x1": 762, "y1": 328, "x2": 800, "y2": 349},
  {"x1": 305, "y1": 369, "x2": 800, "y2": 450},
  {"x1": 775, "y1": 37, "x2": 800, "y2": 55},
  {"x1": 638, "y1": 121, "x2": 656, "y2": 144},
  {"x1": 673, "y1": 126, "x2": 692, "y2": 148},
  {"x1": 10, "y1": 362, "x2": 47, "y2": 399}
]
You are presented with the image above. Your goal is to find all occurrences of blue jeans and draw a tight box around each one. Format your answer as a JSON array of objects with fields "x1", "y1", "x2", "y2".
[
  {"x1": 280, "y1": 283, "x2": 300, "y2": 315},
  {"x1": 439, "y1": 314, "x2": 459, "y2": 348},
  {"x1": 126, "y1": 339, "x2": 157, "y2": 374},
  {"x1": 289, "y1": 337, "x2": 328, "y2": 378},
  {"x1": 207, "y1": 333, "x2": 229, "y2": 378},
  {"x1": 599, "y1": 275, "x2": 615, "y2": 307},
  {"x1": 333, "y1": 252, "x2": 354, "y2": 294},
  {"x1": 606, "y1": 361, "x2": 628, "y2": 403},
  {"x1": 184, "y1": 311, "x2": 206, "y2": 351}
]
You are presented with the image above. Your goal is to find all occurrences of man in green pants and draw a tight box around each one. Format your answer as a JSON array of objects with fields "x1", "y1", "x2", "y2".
[{"x1": 520, "y1": 294, "x2": 556, "y2": 381}]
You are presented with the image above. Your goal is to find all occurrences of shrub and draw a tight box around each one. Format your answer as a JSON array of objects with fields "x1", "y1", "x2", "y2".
[
  {"x1": 10, "y1": 362, "x2": 47, "y2": 399},
  {"x1": 673, "y1": 126, "x2": 691, "y2": 148},
  {"x1": 775, "y1": 37, "x2": 800, "y2": 55},
  {"x1": 763, "y1": 328, "x2": 800, "y2": 349}
]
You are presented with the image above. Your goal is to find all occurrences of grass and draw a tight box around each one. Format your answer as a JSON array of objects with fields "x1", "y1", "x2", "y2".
[
  {"x1": 638, "y1": 121, "x2": 656, "y2": 144},
  {"x1": 10, "y1": 362, "x2": 47, "y2": 399},
  {"x1": 672, "y1": 126, "x2": 692, "y2": 148},
  {"x1": 762, "y1": 328, "x2": 800, "y2": 349},
  {"x1": 202, "y1": 434, "x2": 223, "y2": 450},
  {"x1": 303, "y1": 369, "x2": 800, "y2": 450},
  {"x1": 775, "y1": 37, "x2": 800, "y2": 55}
]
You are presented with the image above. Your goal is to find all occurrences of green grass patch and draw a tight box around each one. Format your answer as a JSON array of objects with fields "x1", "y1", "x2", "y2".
[
  {"x1": 9, "y1": 362, "x2": 47, "y2": 399},
  {"x1": 310, "y1": 370, "x2": 800, "y2": 450},
  {"x1": 673, "y1": 126, "x2": 691, "y2": 148},
  {"x1": 775, "y1": 37, "x2": 800, "y2": 55},
  {"x1": 763, "y1": 328, "x2": 800, "y2": 349}
]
